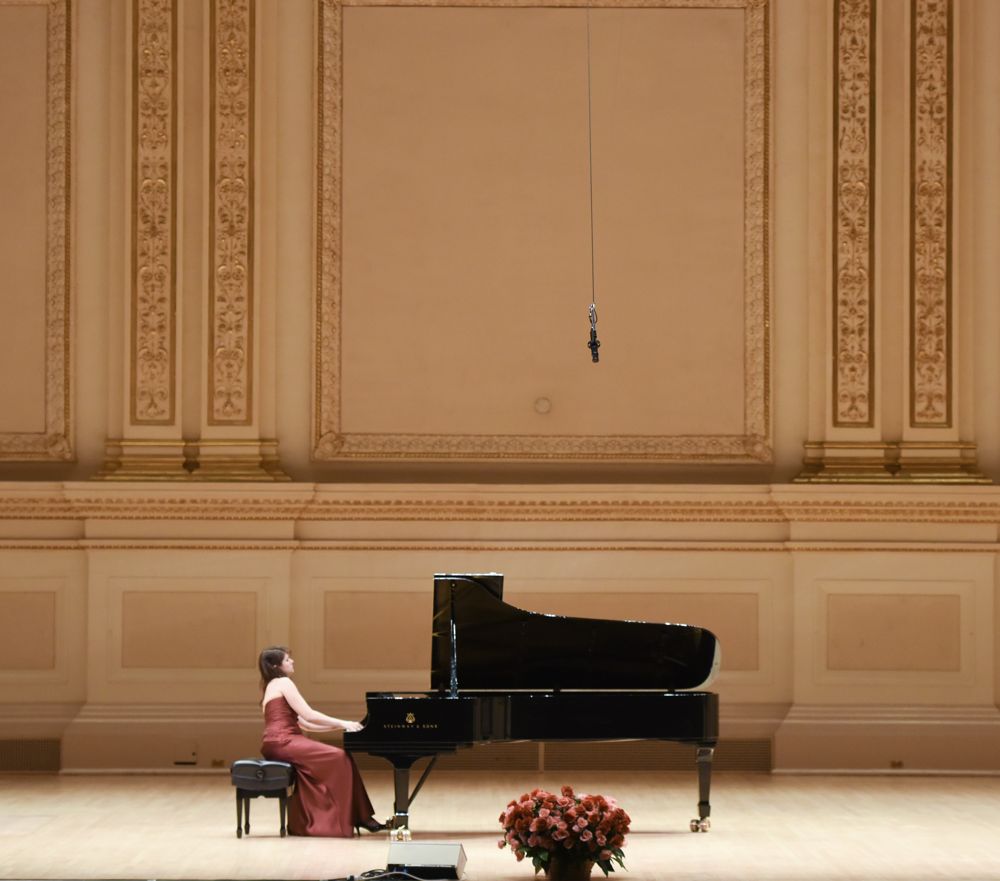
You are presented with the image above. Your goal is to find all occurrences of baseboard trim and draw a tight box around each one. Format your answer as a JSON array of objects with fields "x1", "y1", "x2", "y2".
[
  {"x1": 774, "y1": 703, "x2": 1000, "y2": 772},
  {"x1": 772, "y1": 768, "x2": 1000, "y2": 777}
]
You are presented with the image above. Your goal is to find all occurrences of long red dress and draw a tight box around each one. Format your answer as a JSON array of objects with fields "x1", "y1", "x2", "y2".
[{"x1": 260, "y1": 695, "x2": 376, "y2": 837}]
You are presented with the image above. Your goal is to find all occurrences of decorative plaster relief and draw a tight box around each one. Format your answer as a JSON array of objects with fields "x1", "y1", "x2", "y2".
[
  {"x1": 4, "y1": 484, "x2": 1000, "y2": 525},
  {"x1": 832, "y1": 0, "x2": 875, "y2": 427},
  {"x1": 131, "y1": 0, "x2": 177, "y2": 425},
  {"x1": 314, "y1": 0, "x2": 771, "y2": 462},
  {"x1": 209, "y1": 0, "x2": 254, "y2": 425},
  {"x1": 0, "y1": 0, "x2": 72, "y2": 461},
  {"x1": 910, "y1": 0, "x2": 951, "y2": 427}
]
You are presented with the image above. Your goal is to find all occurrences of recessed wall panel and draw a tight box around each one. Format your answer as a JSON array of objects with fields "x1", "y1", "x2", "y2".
[
  {"x1": 341, "y1": 7, "x2": 744, "y2": 438},
  {"x1": 121, "y1": 591, "x2": 257, "y2": 669},
  {"x1": 0, "y1": 591, "x2": 56, "y2": 670},
  {"x1": 324, "y1": 591, "x2": 431, "y2": 670},
  {"x1": 317, "y1": 0, "x2": 770, "y2": 462},
  {"x1": 827, "y1": 593, "x2": 961, "y2": 672}
]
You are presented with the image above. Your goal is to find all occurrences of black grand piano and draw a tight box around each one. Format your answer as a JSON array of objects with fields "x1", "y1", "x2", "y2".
[{"x1": 344, "y1": 573, "x2": 720, "y2": 834}]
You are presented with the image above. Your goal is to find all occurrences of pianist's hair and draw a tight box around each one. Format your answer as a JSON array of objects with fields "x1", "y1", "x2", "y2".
[{"x1": 258, "y1": 645, "x2": 290, "y2": 691}]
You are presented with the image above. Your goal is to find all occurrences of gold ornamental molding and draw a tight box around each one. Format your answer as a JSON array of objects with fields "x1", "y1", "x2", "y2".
[
  {"x1": 909, "y1": 0, "x2": 952, "y2": 428},
  {"x1": 832, "y1": 0, "x2": 875, "y2": 428},
  {"x1": 131, "y1": 0, "x2": 177, "y2": 425},
  {"x1": 301, "y1": 496, "x2": 785, "y2": 522},
  {"x1": 0, "y1": 0, "x2": 72, "y2": 461},
  {"x1": 314, "y1": 0, "x2": 771, "y2": 463},
  {"x1": 1, "y1": 541, "x2": 998, "y2": 554},
  {"x1": 208, "y1": 0, "x2": 255, "y2": 425},
  {"x1": 6, "y1": 484, "x2": 1000, "y2": 525}
]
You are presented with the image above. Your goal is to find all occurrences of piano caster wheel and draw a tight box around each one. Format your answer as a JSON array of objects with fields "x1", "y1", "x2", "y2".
[
  {"x1": 690, "y1": 818, "x2": 710, "y2": 833},
  {"x1": 391, "y1": 827, "x2": 411, "y2": 841}
]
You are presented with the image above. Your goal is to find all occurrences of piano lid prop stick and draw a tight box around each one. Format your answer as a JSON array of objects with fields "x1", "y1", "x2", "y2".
[{"x1": 588, "y1": 303, "x2": 601, "y2": 362}]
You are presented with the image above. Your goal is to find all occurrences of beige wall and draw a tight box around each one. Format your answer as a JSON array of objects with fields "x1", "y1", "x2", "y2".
[
  {"x1": 6, "y1": 0, "x2": 998, "y2": 479},
  {"x1": 2, "y1": 0, "x2": 1000, "y2": 772},
  {"x1": 1, "y1": 483, "x2": 999, "y2": 772}
]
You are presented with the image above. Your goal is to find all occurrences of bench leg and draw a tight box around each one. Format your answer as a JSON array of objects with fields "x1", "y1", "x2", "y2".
[
  {"x1": 279, "y1": 793, "x2": 287, "y2": 837},
  {"x1": 243, "y1": 797, "x2": 251, "y2": 836},
  {"x1": 236, "y1": 791, "x2": 243, "y2": 838}
]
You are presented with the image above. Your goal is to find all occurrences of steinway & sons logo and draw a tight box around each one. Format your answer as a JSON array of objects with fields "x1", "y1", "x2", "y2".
[{"x1": 383, "y1": 710, "x2": 439, "y2": 730}]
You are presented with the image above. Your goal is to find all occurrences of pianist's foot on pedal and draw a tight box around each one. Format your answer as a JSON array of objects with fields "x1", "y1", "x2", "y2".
[{"x1": 355, "y1": 818, "x2": 387, "y2": 835}]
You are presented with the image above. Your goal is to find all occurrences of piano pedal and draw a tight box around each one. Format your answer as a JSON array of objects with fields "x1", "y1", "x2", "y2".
[{"x1": 689, "y1": 818, "x2": 711, "y2": 833}]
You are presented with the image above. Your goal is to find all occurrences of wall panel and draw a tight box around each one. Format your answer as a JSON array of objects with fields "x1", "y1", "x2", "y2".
[
  {"x1": 315, "y1": 0, "x2": 771, "y2": 463},
  {"x1": 827, "y1": 592, "x2": 961, "y2": 672},
  {"x1": 0, "y1": 551, "x2": 87, "y2": 709},
  {"x1": 0, "y1": 0, "x2": 72, "y2": 460},
  {"x1": 121, "y1": 589, "x2": 258, "y2": 669},
  {"x1": 790, "y1": 552, "x2": 994, "y2": 706},
  {"x1": 0, "y1": 590, "x2": 56, "y2": 670}
]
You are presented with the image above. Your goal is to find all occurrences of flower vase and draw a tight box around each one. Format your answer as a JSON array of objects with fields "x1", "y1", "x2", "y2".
[{"x1": 545, "y1": 855, "x2": 595, "y2": 881}]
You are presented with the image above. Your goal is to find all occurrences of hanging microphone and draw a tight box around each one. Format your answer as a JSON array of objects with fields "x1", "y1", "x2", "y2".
[{"x1": 588, "y1": 303, "x2": 601, "y2": 362}]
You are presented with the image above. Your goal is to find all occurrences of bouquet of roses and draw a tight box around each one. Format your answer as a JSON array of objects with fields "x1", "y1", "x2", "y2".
[{"x1": 498, "y1": 785, "x2": 630, "y2": 876}]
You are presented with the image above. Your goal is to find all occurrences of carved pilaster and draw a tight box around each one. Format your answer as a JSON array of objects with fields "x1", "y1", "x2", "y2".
[
  {"x1": 131, "y1": 0, "x2": 177, "y2": 427},
  {"x1": 909, "y1": 0, "x2": 949, "y2": 429},
  {"x1": 45, "y1": 0, "x2": 72, "y2": 461},
  {"x1": 796, "y1": 0, "x2": 888, "y2": 483},
  {"x1": 187, "y1": 439, "x2": 290, "y2": 481},
  {"x1": 96, "y1": 439, "x2": 190, "y2": 481},
  {"x1": 98, "y1": 0, "x2": 186, "y2": 479},
  {"x1": 208, "y1": 0, "x2": 254, "y2": 427},
  {"x1": 833, "y1": 0, "x2": 876, "y2": 430},
  {"x1": 899, "y1": 0, "x2": 986, "y2": 482},
  {"x1": 189, "y1": 0, "x2": 287, "y2": 480},
  {"x1": 795, "y1": 442, "x2": 898, "y2": 484}
]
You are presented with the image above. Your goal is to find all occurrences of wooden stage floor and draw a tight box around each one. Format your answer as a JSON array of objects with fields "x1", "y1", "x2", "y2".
[{"x1": 1, "y1": 770, "x2": 999, "y2": 880}]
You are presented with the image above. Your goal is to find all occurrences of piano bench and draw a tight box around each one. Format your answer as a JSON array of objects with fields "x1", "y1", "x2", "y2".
[{"x1": 230, "y1": 759, "x2": 296, "y2": 838}]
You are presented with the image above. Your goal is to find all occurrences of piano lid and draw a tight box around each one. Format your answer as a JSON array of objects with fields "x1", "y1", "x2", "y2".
[{"x1": 431, "y1": 573, "x2": 720, "y2": 694}]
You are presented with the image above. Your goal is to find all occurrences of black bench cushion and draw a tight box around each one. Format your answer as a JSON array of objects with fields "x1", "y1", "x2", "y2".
[{"x1": 230, "y1": 759, "x2": 295, "y2": 792}]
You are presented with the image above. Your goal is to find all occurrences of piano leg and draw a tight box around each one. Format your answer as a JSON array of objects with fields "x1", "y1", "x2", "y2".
[
  {"x1": 382, "y1": 754, "x2": 441, "y2": 838},
  {"x1": 691, "y1": 745, "x2": 714, "y2": 832},
  {"x1": 391, "y1": 764, "x2": 413, "y2": 838}
]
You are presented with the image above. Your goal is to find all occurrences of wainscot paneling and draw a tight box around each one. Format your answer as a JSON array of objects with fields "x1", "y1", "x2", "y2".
[{"x1": 1, "y1": 482, "x2": 998, "y2": 772}]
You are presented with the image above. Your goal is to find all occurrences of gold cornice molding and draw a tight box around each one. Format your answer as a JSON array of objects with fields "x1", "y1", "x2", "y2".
[
  {"x1": 302, "y1": 497, "x2": 785, "y2": 522},
  {"x1": 772, "y1": 500, "x2": 1000, "y2": 524},
  {"x1": 832, "y1": 0, "x2": 875, "y2": 428},
  {"x1": 0, "y1": 541, "x2": 997, "y2": 553},
  {"x1": 315, "y1": 434, "x2": 773, "y2": 462},
  {"x1": 909, "y1": 0, "x2": 952, "y2": 428},
  {"x1": 298, "y1": 541, "x2": 1000, "y2": 553},
  {"x1": 328, "y1": 0, "x2": 763, "y2": 7},
  {"x1": 4, "y1": 483, "x2": 1000, "y2": 525},
  {"x1": 0, "y1": 0, "x2": 73, "y2": 462},
  {"x1": 131, "y1": 0, "x2": 177, "y2": 426},
  {"x1": 208, "y1": 0, "x2": 254, "y2": 426},
  {"x1": 313, "y1": 0, "x2": 771, "y2": 463}
]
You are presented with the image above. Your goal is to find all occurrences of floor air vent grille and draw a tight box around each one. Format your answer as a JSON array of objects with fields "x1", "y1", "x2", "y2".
[{"x1": 0, "y1": 739, "x2": 60, "y2": 772}]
